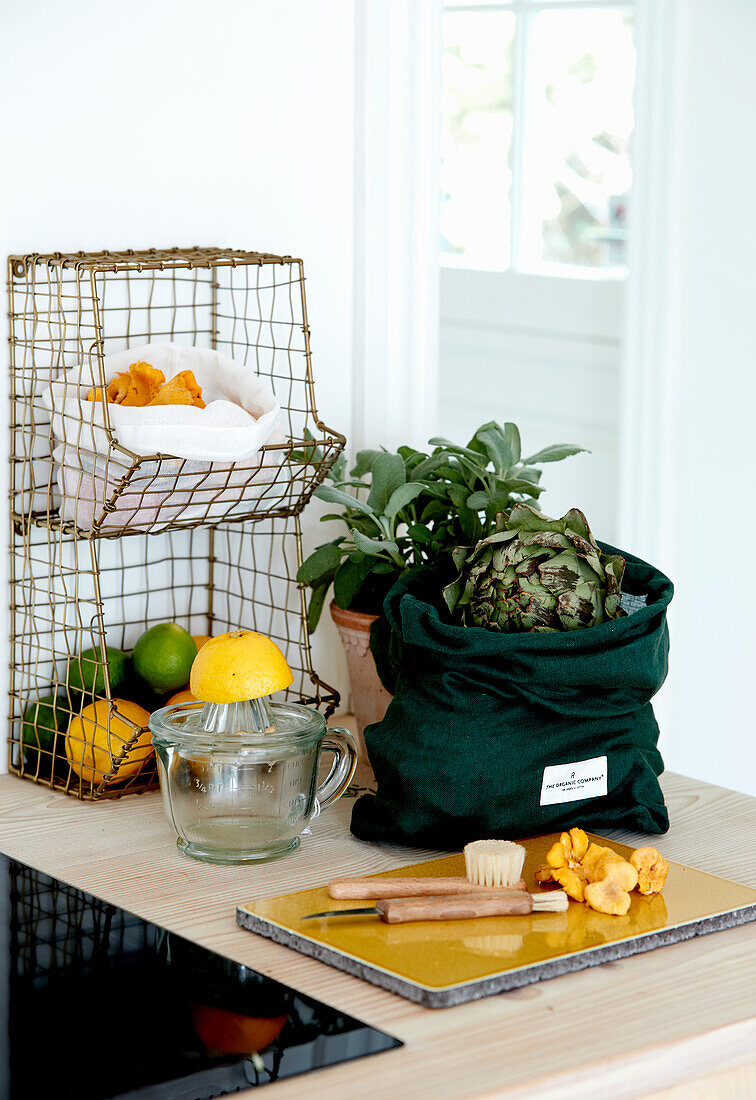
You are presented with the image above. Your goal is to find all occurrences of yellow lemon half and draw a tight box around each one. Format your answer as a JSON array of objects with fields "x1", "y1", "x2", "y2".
[
  {"x1": 189, "y1": 630, "x2": 293, "y2": 703},
  {"x1": 66, "y1": 698, "x2": 153, "y2": 785}
]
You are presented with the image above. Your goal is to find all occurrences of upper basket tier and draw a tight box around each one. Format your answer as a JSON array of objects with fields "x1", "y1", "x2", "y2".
[{"x1": 9, "y1": 248, "x2": 345, "y2": 538}]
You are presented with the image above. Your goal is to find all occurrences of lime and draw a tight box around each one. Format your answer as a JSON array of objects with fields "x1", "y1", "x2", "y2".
[
  {"x1": 132, "y1": 623, "x2": 197, "y2": 695},
  {"x1": 21, "y1": 694, "x2": 68, "y2": 772},
  {"x1": 67, "y1": 647, "x2": 128, "y2": 697}
]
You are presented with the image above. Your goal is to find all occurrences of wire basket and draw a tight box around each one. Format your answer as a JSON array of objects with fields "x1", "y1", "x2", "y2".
[{"x1": 8, "y1": 247, "x2": 344, "y2": 800}]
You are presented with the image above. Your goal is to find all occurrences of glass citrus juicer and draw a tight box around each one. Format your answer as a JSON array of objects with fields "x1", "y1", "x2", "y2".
[{"x1": 149, "y1": 631, "x2": 358, "y2": 865}]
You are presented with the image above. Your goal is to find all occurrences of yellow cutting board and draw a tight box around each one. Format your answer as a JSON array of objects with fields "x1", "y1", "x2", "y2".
[{"x1": 237, "y1": 833, "x2": 756, "y2": 1008}]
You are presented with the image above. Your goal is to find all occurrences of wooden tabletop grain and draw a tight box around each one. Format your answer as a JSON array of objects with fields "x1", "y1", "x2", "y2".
[{"x1": 0, "y1": 766, "x2": 754, "y2": 1100}]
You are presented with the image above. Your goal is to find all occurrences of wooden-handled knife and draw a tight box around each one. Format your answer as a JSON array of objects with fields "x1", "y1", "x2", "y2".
[{"x1": 303, "y1": 891, "x2": 568, "y2": 924}]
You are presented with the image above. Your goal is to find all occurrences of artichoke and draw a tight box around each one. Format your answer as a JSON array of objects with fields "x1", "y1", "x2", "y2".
[{"x1": 443, "y1": 504, "x2": 625, "y2": 632}]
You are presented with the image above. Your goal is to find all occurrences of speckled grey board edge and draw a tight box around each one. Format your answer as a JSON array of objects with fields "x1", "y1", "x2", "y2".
[{"x1": 236, "y1": 903, "x2": 756, "y2": 1009}]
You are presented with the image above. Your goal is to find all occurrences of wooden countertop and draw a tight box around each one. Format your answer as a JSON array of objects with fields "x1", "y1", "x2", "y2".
[{"x1": 0, "y1": 767, "x2": 754, "y2": 1099}]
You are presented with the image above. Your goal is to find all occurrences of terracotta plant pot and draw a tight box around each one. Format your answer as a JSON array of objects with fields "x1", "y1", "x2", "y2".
[{"x1": 329, "y1": 602, "x2": 392, "y2": 759}]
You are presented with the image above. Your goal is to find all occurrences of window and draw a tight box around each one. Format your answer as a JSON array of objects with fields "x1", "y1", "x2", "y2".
[{"x1": 441, "y1": 1, "x2": 636, "y2": 273}]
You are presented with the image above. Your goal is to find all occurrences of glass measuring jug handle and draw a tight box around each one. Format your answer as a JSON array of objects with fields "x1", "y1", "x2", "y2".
[{"x1": 317, "y1": 727, "x2": 359, "y2": 809}]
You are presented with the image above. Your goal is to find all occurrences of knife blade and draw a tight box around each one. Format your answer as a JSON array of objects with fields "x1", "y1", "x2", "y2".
[{"x1": 303, "y1": 906, "x2": 381, "y2": 920}]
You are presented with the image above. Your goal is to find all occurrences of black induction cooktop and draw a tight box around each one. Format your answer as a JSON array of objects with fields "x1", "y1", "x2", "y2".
[{"x1": 0, "y1": 851, "x2": 400, "y2": 1099}]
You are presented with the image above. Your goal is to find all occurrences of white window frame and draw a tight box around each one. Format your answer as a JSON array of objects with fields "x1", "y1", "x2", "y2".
[{"x1": 442, "y1": 0, "x2": 636, "y2": 283}]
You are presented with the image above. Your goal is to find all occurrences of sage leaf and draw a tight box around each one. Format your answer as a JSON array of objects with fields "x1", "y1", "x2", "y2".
[
  {"x1": 352, "y1": 529, "x2": 401, "y2": 557},
  {"x1": 447, "y1": 484, "x2": 469, "y2": 509},
  {"x1": 385, "y1": 482, "x2": 424, "y2": 520},
  {"x1": 466, "y1": 490, "x2": 490, "y2": 511},
  {"x1": 410, "y1": 452, "x2": 452, "y2": 479},
  {"x1": 407, "y1": 523, "x2": 433, "y2": 543},
  {"x1": 307, "y1": 581, "x2": 330, "y2": 633},
  {"x1": 315, "y1": 483, "x2": 375, "y2": 515},
  {"x1": 475, "y1": 426, "x2": 513, "y2": 474},
  {"x1": 333, "y1": 557, "x2": 375, "y2": 608},
  {"x1": 504, "y1": 477, "x2": 545, "y2": 496},
  {"x1": 516, "y1": 467, "x2": 542, "y2": 486},
  {"x1": 520, "y1": 443, "x2": 587, "y2": 464},
  {"x1": 503, "y1": 422, "x2": 521, "y2": 465},
  {"x1": 428, "y1": 437, "x2": 486, "y2": 462},
  {"x1": 368, "y1": 452, "x2": 406, "y2": 513},
  {"x1": 296, "y1": 543, "x2": 343, "y2": 585},
  {"x1": 351, "y1": 448, "x2": 383, "y2": 478},
  {"x1": 420, "y1": 499, "x2": 449, "y2": 523}
]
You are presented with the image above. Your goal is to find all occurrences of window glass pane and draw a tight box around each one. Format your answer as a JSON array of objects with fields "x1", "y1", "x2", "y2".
[
  {"x1": 521, "y1": 9, "x2": 635, "y2": 269},
  {"x1": 441, "y1": 10, "x2": 516, "y2": 269}
]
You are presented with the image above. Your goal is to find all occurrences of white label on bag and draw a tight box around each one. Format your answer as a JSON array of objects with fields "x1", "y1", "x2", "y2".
[{"x1": 540, "y1": 756, "x2": 608, "y2": 806}]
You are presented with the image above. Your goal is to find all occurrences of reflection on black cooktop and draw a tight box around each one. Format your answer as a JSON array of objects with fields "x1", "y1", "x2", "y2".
[{"x1": 0, "y1": 852, "x2": 400, "y2": 1099}]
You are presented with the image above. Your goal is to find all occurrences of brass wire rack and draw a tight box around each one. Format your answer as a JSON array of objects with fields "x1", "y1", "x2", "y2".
[{"x1": 8, "y1": 247, "x2": 345, "y2": 799}]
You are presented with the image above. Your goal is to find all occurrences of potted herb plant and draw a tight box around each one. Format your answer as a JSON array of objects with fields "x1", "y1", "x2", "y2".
[{"x1": 296, "y1": 421, "x2": 585, "y2": 738}]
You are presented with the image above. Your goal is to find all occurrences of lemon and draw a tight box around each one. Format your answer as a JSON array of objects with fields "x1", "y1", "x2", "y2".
[
  {"x1": 189, "y1": 630, "x2": 293, "y2": 703},
  {"x1": 132, "y1": 623, "x2": 197, "y2": 695},
  {"x1": 66, "y1": 698, "x2": 152, "y2": 784},
  {"x1": 67, "y1": 647, "x2": 128, "y2": 696}
]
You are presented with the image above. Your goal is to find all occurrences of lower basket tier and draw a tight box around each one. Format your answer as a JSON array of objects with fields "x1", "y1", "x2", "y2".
[{"x1": 8, "y1": 516, "x2": 338, "y2": 800}]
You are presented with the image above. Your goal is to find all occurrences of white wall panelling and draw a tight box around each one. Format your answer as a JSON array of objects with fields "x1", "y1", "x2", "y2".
[{"x1": 439, "y1": 267, "x2": 624, "y2": 540}]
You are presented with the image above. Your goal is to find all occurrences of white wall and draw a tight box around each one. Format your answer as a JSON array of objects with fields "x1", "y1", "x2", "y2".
[
  {"x1": 653, "y1": 0, "x2": 756, "y2": 795},
  {"x1": 621, "y1": 0, "x2": 756, "y2": 796},
  {"x1": 0, "y1": 0, "x2": 357, "y2": 765}
]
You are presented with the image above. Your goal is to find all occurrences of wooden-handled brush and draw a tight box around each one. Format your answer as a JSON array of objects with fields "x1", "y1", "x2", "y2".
[
  {"x1": 329, "y1": 839, "x2": 530, "y2": 901},
  {"x1": 328, "y1": 876, "x2": 528, "y2": 899}
]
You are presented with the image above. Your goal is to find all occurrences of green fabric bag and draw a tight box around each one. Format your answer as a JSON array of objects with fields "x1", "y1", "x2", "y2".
[{"x1": 351, "y1": 545, "x2": 673, "y2": 848}]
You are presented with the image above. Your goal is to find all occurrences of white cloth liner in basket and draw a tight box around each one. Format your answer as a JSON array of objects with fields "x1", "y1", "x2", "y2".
[{"x1": 42, "y1": 343, "x2": 285, "y2": 531}]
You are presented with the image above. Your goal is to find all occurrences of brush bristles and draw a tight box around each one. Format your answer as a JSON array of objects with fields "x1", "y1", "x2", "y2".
[
  {"x1": 531, "y1": 891, "x2": 569, "y2": 912},
  {"x1": 464, "y1": 840, "x2": 527, "y2": 888}
]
